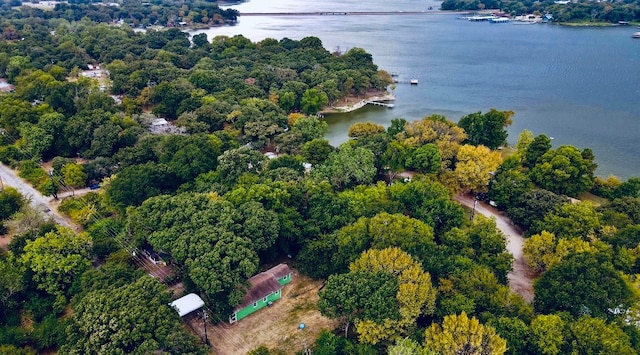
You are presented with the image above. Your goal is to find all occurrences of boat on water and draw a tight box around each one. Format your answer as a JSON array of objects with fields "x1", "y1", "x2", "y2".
[
  {"x1": 633, "y1": 32, "x2": 640, "y2": 38},
  {"x1": 410, "y1": 79, "x2": 419, "y2": 85}
]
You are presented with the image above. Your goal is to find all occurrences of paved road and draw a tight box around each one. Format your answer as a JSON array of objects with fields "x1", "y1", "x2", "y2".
[
  {"x1": 0, "y1": 163, "x2": 79, "y2": 230},
  {"x1": 455, "y1": 193, "x2": 534, "y2": 302}
]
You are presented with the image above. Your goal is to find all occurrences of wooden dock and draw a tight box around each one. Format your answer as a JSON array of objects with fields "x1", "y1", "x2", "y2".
[
  {"x1": 366, "y1": 100, "x2": 394, "y2": 108},
  {"x1": 393, "y1": 79, "x2": 419, "y2": 85}
]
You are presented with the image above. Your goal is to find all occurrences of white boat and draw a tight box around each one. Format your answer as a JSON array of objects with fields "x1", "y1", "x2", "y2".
[
  {"x1": 633, "y1": 32, "x2": 640, "y2": 39},
  {"x1": 410, "y1": 79, "x2": 419, "y2": 85}
]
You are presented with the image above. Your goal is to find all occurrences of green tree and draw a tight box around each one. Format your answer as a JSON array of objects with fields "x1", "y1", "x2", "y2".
[
  {"x1": 290, "y1": 115, "x2": 328, "y2": 142},
  {"x1": 390, "y1": 179, "x2": 464, "y2": 236},
  {"x1": 21, "y1": 226, "x2": 92, "y2": 297},
  {"x1": 487, "y1": 317, "x2": 529, "y2": 355},
  {"x1": 388, "y1": 338, "x2": 433, "y2": 355},
  {"x1": 216, "y1": 146, "x2": 268, "y2": 185},
  {"x1": 506, "y1": 189, "x2": 569, "y2": 231},
  {"x1": 387, "y1": 118, "x2": 407, "y2": 138},
  {"x1": 458, "y1": 109, "x2": 514, "y2": 149},
  {"x1": 0, "y1": 255, "x2": 26, "y2": 312},
  {"x1": 62, "y1": 163, "x2": 87, "y2": 195},
  {"x1": 17, "y1": 122, "x2": 53, "y2": 160},
  {"x1": 350, "y1": 247, "x2": 437, "y2": 345},
  {"x1": 598, "y1": 196, "x2": 640, "y2": 228},
  {"x1": 107, "y1": 162, "x2": 178, "y2": 208},
  {"x1": 406, "y1": 143, "x2": 441, "y2": 174},
  {"x1": 523, "y1": 231, "x2": 558, "y2": 274},
  {"x1": 302, "y1": 138, "x2": 334, "y2": 166},
  {"x1": 566, "y1": 316, "x2": 636, "y2": 354},
  {"x1": 529, "y1": 314, "x2": 565, "y2": 355},
  {"x1": 424, "y1": 312, "x2": 507, "y2": 355},
  {"x1": 532, "y1": 201, "x2": 602, "y2": 239},
  {"x1": 443, "y1": 215, "x2": 513, "y2": 284},
  {"x1": 300, "y1": 88, "x2": 329, "y2": 114},
  {"x1": 523, "y1": 134, "x2": 552, "y2": 168},
  {"x1": 529, "y1": 145, "x2": 596, "y2": 196},
  {"x1": 237, "y1": 201, "x2": 279, "y2": 252},
  {"x1": 312, "y1": 143, "x2": 376, "y2": 190},
  {"x1": 382, "y1": 140, "x2": 411, "y2": 178},
  {"x1": 61, "y1": 276, "x2": 204, "y2": 354},
  {"x1": 333, "y1": 212, "x2": 436, "y2": 271},
  {"x1": 187, "y1": 232, "x2": 259, "y2": 312},
  {"x1": 0, "y1": 187, "x2": 24, "y2": 220},
  {"x1": 319, "y1": 270, "x2": 400, "y2": 338},
  {"x1": 613, "y1": 177, "x2": 640, "y2": 199},
  {"x1": 488, "y1": 167, "x2": 532, "y2": 210},
  {"x1": 515, "y1": 129, "x2": 534, "y2": 159},
  {"x1": 534, "y1": 252, "x2": 634, "y2": 319}
]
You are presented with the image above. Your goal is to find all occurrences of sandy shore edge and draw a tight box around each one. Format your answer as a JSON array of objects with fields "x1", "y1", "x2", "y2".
[{"x1": 319, "y1": 92, "x2": 396, "y2": 114}]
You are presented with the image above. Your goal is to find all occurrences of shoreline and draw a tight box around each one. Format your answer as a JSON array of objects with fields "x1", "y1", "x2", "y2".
[{"x1": 319, "y1": 92, "x2": 396, "y2": 115}]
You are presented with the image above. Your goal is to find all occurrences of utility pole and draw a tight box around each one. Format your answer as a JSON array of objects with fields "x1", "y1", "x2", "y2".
[
  {"x1": 49, "y1": 169, "x2": 58, "y2": 200},
  {"x1": 470, "y1": 196, "x2": 478, "y2": 220},
  {"x1": 202, "y1": 310, "x2": 209, "y2": 345}
]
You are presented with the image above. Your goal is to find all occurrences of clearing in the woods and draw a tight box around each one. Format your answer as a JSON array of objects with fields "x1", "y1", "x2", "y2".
[{"x1": 188, "y1": 270, "x2": 338, "y2": 355}]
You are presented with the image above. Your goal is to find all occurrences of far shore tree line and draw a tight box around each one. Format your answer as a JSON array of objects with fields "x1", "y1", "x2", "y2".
[
  {"x1": 442, "y1": 0, "x2": 640, "y2": 24},
  {"x1": 1, "y1": 8, "x2": 640, "y2": 355}
]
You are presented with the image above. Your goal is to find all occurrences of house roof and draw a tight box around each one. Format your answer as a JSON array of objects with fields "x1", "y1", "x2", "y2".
[
  {"x1": 234, "y1": 264, "x2": 292, "y2": 312},
  {"x1": 170, "y1": 293, "x2": 204, "y2": 317}
]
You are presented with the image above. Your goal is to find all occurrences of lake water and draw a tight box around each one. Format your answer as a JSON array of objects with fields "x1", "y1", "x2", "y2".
[{"x1": 192, "y1": 0, "x2": 640, "y2": 178}]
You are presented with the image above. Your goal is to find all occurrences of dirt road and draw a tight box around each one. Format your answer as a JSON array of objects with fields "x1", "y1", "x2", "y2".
[
  {"x1": 455, "y1": 193, "x2": 534, "y2": 302},
  {"x1": 0, "y1": 163, "x2": 79, "y2": 231}
]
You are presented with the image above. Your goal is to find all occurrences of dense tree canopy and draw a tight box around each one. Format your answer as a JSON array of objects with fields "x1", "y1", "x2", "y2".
[
  {"x1": 458, "y1": 109, "x2": 513, "y2": 150},
  {"x1": 62, "y1": 276, "x2": 204, "y2": 355},
  {"x1": 1, "y1": 8, "x2": 639, "y2": 354},
  {"x1": 424, "y1": 312, "x2": 507, "y2": 355},
  {"x1": 534, "y1": 252, "x2": 634, "y2": 319}
]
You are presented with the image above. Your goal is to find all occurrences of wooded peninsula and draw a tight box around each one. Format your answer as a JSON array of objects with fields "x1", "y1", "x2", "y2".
[{"x1": 1, "y1": 1, "x2": 640, "y2": 354}]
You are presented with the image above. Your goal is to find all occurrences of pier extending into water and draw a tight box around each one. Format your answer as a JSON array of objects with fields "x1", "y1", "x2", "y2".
[{"x1": 366, "y1": 100, "x2": 394, "y2": 108}]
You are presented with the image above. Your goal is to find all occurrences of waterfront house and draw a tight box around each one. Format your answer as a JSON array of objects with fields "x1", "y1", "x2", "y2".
[{"x1": 229, "y1": 264, "x2": 292, "y2": 324}]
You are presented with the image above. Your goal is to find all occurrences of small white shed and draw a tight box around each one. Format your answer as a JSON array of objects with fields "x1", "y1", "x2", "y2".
[{"x1": 169, "y1": 293, "x2": 205, "y2": 317}]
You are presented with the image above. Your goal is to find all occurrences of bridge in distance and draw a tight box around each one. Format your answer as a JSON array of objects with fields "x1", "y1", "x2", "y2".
[{"x1": 239, "y1": 11, "x2": 468, "y2": 16}]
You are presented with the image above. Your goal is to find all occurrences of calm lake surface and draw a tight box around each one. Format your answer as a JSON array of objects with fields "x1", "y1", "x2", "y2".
[{"x1": 193, "y1": 0, "x2": 640, "y2": 178}]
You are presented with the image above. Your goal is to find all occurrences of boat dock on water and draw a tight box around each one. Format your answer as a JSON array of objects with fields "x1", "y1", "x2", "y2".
[
  {"x1": 393, "y1": 79, "x2": 419, "y2": 84},
  {"x1": 366, "y1": 100, "x2": 395, "y2": 108}
]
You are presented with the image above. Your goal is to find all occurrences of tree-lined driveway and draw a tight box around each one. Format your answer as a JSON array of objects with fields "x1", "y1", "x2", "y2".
[
  {"x1": 0, "y1": 163, "x2": 78, "y2": 230},
  {"x1": 455, "y1": 193, "x2": 534, "y2": 302}
]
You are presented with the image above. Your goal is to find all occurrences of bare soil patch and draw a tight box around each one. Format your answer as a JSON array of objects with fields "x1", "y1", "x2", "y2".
[
  {"x1": 0, "y1": 235, "x2": 11, "y2": 251},
  {"x1": 197, "y1": 271, "x2": 338, "y2": 355}
]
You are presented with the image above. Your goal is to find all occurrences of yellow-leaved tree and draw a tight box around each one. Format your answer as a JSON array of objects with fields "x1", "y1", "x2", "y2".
[
  {"x1": 401, "y1": 115, "x2": 467, "y2": 168},
  {"x1": 348, "y1": 122, "x2": 385, "y2": 139},
  {"x1": 453, "y1": 144, "x2": 502, "y2": 193},
  {"x1": 350, "y1": 247, "x2": 437, "y2": 345},
  {"x1": 424, "y1": 311, "x2": 507, "y2": 355},
  {"x1": 523, "y1": 230, "x2": 595, "y2": 274}
]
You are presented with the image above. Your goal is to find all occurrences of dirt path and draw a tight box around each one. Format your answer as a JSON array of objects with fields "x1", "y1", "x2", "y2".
[
  {"x1": 0, "y1": 163, "x2": 80, "y2": 232},
  {"x1": 455, "y1": 193, "x2": 535, "y2": 302}
]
